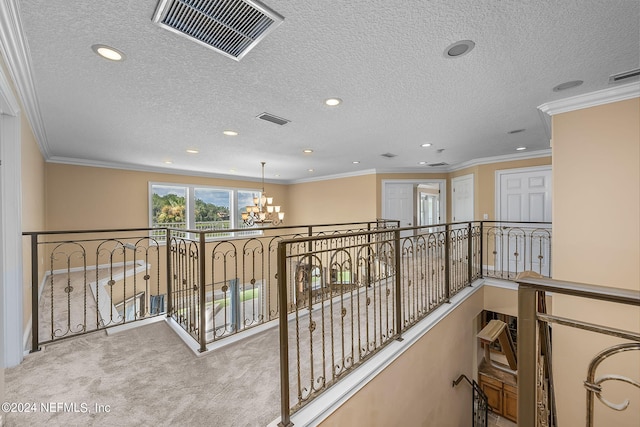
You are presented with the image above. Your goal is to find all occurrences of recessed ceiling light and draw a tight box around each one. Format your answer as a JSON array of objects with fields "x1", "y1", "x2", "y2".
[
  {"x1": 303, "y1": 149, "x2": 313, "y2": 153},
  {"x1": 552, "y1": 80, "x2": 583, "y2": 92},
  {"x1": 164, "y1": 160, "x2": 173, "y2": 164},
  {"x1": 444, "y1": 40, "x2": 475, "y2": 58},
  {"x1": 186, "y1": 149, "x2": 199, "y2": 154},
  {"x1": 421, "y1": 143, "x2": 432, "y2": 147},
  {"x1": 223, "y1": 130, "x2": 238, "y2": 136},
  {"x1": 229, "y1": 169, "x2": 236, "y2": 172},
  {"x1": 325, "y1": 98, "x2": 342, "y2": 106},
  {"x1": 91, "y1": 44, "x2": 125, "y2": 61},
  {"x1": 352, "y1": 161, "x2": 360, "y2": 164},
  {"x1": 418, "y1": 161, "x2": 427, "y2": 165},
  {"x1": 516, "y1": 147, "x2": 527, "y2": 151},
  {"x1": 308, "y1": 169, "x2": 314, "y2": 172}
]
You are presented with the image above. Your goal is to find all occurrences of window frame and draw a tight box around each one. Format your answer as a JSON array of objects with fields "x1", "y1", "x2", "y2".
[{"x1": 149, "y1": 182, "x2": 263, "y2": 241}]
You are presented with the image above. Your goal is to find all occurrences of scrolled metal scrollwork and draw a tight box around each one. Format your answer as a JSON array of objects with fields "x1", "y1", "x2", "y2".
[{"x1": 585, "y1": 342, "x2": 640, "y2": 426}]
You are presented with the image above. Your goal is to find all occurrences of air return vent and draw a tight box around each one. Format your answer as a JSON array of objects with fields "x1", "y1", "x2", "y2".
[
  {"x1": 609, "y1": 68, "x2": 640, "y2": 84},
  {"x1": 152, "y1": 0, "x2": 284, "y2": 61},
  {"x1": 257, "y1": 112, "x2": 290, "y2": 125},
  {"x1": 381, "y1": 153, "x2": 398, "y2": 158},
  {"x1": 428, "y1": 162, "x2": 448, "y2": 167}
]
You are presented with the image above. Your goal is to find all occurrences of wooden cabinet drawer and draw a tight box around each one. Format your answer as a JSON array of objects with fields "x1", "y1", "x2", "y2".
[{"x1": 479, "y1": 373, "x2": 502, "y2": 388}]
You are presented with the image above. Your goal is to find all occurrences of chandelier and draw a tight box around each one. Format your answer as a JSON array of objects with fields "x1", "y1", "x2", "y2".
[{"x1": 241, "y1": 162, "x2": 284, "y2": 226}]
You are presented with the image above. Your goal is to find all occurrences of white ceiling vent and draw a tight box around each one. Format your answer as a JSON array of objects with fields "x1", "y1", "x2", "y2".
[
  {"x1": 257, "y1": 112, "x2": 290, "y2": 125},
  {"x1": 609, "y1": 68, "x2": 640, "y2": 84},
  {"x1": 152, "y1": 0, "x2": 284, "y2": 61}
]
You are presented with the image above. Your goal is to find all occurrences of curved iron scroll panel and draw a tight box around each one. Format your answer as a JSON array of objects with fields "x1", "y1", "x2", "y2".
[{"x1": 585, "y1": 342, "x2": 640, "y2": 427}]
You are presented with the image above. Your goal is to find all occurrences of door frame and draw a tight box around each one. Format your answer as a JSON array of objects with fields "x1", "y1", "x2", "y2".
[
  {"x1": 495, "y1": 165, "x2": 552, "y2": 221},
  {"x1": 0, "y1": 63, "x2": 23, "y2": 368},
  {"x1": 381, "y1": 179, "x2": 447, "y2": 226}
]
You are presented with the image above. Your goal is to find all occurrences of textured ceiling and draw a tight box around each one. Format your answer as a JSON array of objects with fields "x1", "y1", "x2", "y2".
[{"x1": 11, "y1": 0, "x2": 640, "y2": 182}]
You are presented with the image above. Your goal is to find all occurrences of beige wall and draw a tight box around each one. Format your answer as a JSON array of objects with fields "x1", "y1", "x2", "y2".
[
  {"x1": 44, "y1": 163, "x2": 288, "y2": 230},
  {"x1": 288, "y1": 173, "x2": 378, "y2": 225},
  {"x1": 551, "y1": 97, "x2": 640, "y2": 426},
  {"x1": 320, "y1": 289, "x2": 484, "y2": 427}
]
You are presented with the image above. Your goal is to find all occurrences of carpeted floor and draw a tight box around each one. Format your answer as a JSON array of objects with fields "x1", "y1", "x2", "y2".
[{"x1": 4, "y1": 321, "x2": 281, "y2": 427}]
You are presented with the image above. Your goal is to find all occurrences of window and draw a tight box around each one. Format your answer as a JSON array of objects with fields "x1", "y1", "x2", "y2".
[{"x1": 150, "y1": 183, "x2": 260, "y2": 239}]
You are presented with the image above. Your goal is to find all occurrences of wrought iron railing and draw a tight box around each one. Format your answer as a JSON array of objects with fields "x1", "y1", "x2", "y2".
[
  {"x1": 453, "y1": 374, "x2": 490, "y2": 427},
  {"x1": 516, "y1": 277, "x2": 640, "y2": 427},
  {"x1": 276, "y1": 222, "x2": 484, "y2": 424},
  {"x1": 481, "y1": 221, "x2": 552, "y2": 279},
  {"x1": 165, "y1": 220, "x2": 399, "y2": 352},
  {"x1": 23, "y1": 221, "x2": 400, "y2": 352},
  {"x1": 23, "y1": 228, "x2": 165, "y2": 351}
]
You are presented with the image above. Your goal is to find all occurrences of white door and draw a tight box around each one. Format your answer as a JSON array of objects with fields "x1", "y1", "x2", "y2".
[
  {"x1": 499, "y1": 169, "x2": 552, "y2": 222},
  {"x1": 496, "y1": 167, "x2": 552, "y2": 276},
  {"x1": 452, "y1": 174, "x2": 474, "y2": 222},
  {"x1": 383, "y1": 183, "x2": 414, "y2": 237}
]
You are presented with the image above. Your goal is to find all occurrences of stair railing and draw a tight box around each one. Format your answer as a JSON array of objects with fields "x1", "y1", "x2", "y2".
[{"x1": 453, "y1": 374, "x2": 490, "y2": 427}]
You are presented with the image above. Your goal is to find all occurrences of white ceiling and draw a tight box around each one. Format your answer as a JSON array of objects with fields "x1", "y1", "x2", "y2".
[{"x1": 6, "y1": 0, "x2": 640, "y2": 182}]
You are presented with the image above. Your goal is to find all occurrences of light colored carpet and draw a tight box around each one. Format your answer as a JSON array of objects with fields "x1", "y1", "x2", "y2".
[{"x1": 5, "y1": 321, "x2": 281, "y2": 427}]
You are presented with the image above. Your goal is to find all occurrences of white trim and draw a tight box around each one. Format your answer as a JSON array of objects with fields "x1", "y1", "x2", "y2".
[
  {"x1": 538, "y1": 82, "x2": 640, "y2": 116},
  {"x1": 446, "y1": 149, "x2": 552, "y2": 173},
  {"x1": 0, "y1": 59, "x2": 23, "y2": 368},
  {"x1": 288, "y1": 168, "x2": 377, "y2": 184},
  {"x1": 494, "y1": 165, "x2": 552, "y2": 221},
  {"x1": 0, "y1": 0, "x2": 50, "y2": 157},
  {"x1": 49, "y1": 156, "x2": 282, "y2": 185},
  {"x1": 48, "y1": 150, "x2": 554, "y2": 185}
]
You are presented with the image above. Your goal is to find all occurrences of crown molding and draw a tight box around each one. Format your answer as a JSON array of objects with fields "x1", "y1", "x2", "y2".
[
  {"x1": 446, "y1": 149, "x2": 552, "y2": 172},
  {"x1": 46, "y1": 156, "x2": 280, "y2": 185},
  {"x1": 538, "y1": 82, "x2": 640, "y2": 116},
  {"x1": 49, "y1": 149, "x2": 553, "y2": 185},
  {"x1": 0, "y1": 0, "x2": 51, "y2": 157},
  {"x1": 289, "y1": 168, "x2": 377, "y2": 184}
]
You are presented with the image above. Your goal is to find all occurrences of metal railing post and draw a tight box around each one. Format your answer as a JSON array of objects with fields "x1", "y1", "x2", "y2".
[
  {"x1": 394, "y1": 229, "x2": 403, "y2": 339},
  {"x1": 445, "y1": 223, "x2": 451, "y2": 302},
  {"x1": 198, "y1": 231, "x2": 207, "y2": 353},
  {"x1": 366, "y1": 223, "x2": 372, "y2": 286},
  {"x1": 166, "y1": 228, "x2": 172, "y2": 316},
  {"x1": 479, "y1": 221, "x2": 484, "y2": 278},
  {"x1": 277, "y1": 241, "x2": 293, "y2": 427},
  {"x1": 30, "y1": 233, "x2": 40, "y2": 353},
  {"x1": 518, "y1": 284, "x2": 538, "y2": 427},
  {"x1": 467, "y1": 222, "x2": 473, "y2": 285}
]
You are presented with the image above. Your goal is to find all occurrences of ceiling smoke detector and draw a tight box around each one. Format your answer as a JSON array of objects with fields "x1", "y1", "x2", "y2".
[{"x1": 152, "y1": 0, "x2": 284, "y2": 61}]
